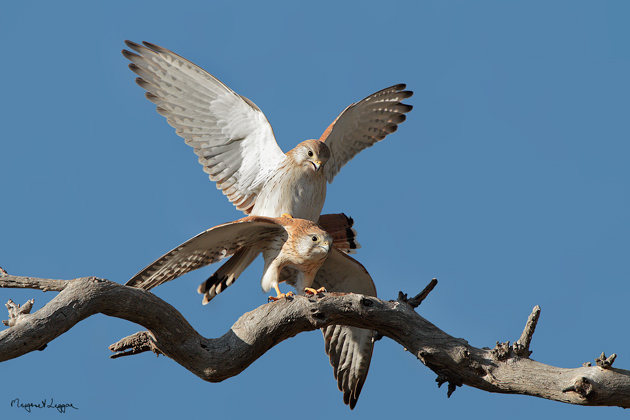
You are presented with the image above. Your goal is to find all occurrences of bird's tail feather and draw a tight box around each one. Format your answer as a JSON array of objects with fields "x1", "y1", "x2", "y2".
[{"x1": 317, "y1": 213, "x2": 360, "y2": 254}]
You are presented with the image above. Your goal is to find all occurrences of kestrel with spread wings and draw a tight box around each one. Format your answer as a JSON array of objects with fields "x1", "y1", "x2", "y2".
[
  {"x1": 122, "y1": 41, "x2": 402, "y2": 409},
  {"x1": 126, "y1": 215, "x2": 333, "y2": 300},
  {"x1": 122, "y1": 40, "x2": 412, "y2": 302}
]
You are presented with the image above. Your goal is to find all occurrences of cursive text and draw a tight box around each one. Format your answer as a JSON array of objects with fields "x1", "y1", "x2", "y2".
[{"x1": 11, "y1": 398, "x2": 78, "y2": 413}]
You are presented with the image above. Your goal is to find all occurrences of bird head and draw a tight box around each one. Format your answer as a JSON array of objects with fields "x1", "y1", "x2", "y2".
[
  {"x1": 295, "y1": 227, "x2": 333, "y2": 261},
  {"x1": 309, "y1": 230, "x2": 333, "y2": 255},
  {"x1": 293, "y1": 140, "x2": 331, "y2": 173}
]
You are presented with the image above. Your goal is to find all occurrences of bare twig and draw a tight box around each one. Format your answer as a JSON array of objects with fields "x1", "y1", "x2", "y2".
[
  {"x1": 595, "y1": 352, "x2": 617, "y2": 369},
  {"x1": 3, "y1": 299, "x2": 35, "y2": 327},
  {"x1": 109, "y1": 331, "x2": 162, "y2": 358},
  {"x1": 514, "y1": 305, "x2": 541, "y2": 357},
  {"x1": 397, "y1": 278, "x2": 438, "y2": 309},
  {"x1": 0, "y1": 275, "x2": 68, "y2": 292},
  {"x1": 409, "y1": 278, "x2": 438, "y2": 308}
]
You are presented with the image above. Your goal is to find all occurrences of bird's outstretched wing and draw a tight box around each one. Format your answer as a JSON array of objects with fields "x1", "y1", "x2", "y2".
[
  {"x1": 122, "y1": 41, "x2": 286, "y2": 214},
  {"x1": 319, "y1": 84, "x2": 413, "y2": 182},
  {"x1": 282, "y1": 249, "x2": 377, "y2": 409},
  {"x1": 126, "y1": 216, "x2": 285, "y2": 290}
]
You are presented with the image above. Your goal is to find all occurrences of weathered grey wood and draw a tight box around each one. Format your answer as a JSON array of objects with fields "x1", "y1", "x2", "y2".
[
  {"x1": 0, "y1": 274, "x2": 67, "y2": 292},
  {"x1": 1, "y1": 274, "x2": 629, "y2": 408}
]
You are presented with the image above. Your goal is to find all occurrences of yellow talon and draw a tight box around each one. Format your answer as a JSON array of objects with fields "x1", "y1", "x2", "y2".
[
  {"x1": 304, "y1": 287, "x2": 326, "y2": 295},
  {"x1": 268, "y1": 284, "x2": 295, "y2": 302}
]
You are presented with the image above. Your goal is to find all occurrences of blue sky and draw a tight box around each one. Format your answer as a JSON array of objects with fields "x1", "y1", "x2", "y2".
[{"x1": 1, "y1": 1, "x2": 629, "y2": 418}]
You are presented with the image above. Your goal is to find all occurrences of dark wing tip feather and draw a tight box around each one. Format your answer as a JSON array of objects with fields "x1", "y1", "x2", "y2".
[
  {"x1": 390, "y1": 84, "x2": 413, "y2": 99},
  {"x1": 383, "y1": 124, "x2": 398, "y2": 134},
  {"x1": 135, "y1": 77, "x2": 148, "y2": 88},
  {"x1": 392, "y1": 113, "x2": 407, "y2": 124},
  {"x1": 156, "y1": 106, "x2": 171, "y2": 117},
  {"x1": 130, "y1": 65, "x2": 153, "y2": 82},
  {"x1": 198, "y1": 275, "x2": 230, "y2": 305},
  {"x1": 142, "y1": 40, "x2": 164, "y2": 52},
  {"x1": 124, "y1": 40, "x2": 141, "y2": 50},
  {"x1": 348, "y1": 395, "x2": 359, "y2": 410},
  {"x1": 197, "y1": 261, "x2": 242, "y2": 305},
  {"x1": 121, "y1": 49, "x2": 140, "y2": 60},
  {"x1": 343, "y1": 391, "x2": 351, "y2": 406},
  {"x1": 125, "y1": 40, "x2": 166, "y2": 59},
  {"x1": 145, "y1": 91, "x2": 161, "y2": 101}
]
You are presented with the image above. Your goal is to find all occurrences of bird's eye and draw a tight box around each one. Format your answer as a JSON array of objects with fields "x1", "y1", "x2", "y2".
[
  {"x1": 308, "y1": 150, "x2": 314, "y2": 157},
  {"x1": 312, "y1": 235, "x2": 319, "y2": 242}
]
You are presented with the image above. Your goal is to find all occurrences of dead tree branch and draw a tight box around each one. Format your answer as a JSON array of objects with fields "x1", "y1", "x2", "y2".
[{"x1": 1, "y1": 274, "x2": 629, "y2": 408}]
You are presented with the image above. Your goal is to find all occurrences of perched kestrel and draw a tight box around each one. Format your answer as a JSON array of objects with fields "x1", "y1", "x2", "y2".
[
  {"x1": 126, "y1": 214, "x2": 375, "y2": 409},
  {"x1": 122, "y1": 40, "x2": 412, "y2": 302},
  {"x1": 126, "y1": 215, "x2": 333, "y2": 300},
  {"x1": 199, "y1": 212, "x2": 359, "y2": 301}
]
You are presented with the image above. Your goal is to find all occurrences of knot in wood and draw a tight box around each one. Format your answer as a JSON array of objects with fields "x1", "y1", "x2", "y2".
[
  {"x1": 512, "y1": 341, "x2": 532, "y2": 358},
  {"x1": 455, "y1": 347, "x2": 470, "y2": 363},
  {"x1": 361, "y1": 296, "x2": 374, "y2": 307},
  {"x1": 573, "y1": 377, "x2": 594, "y2": 398},
  {"x1": 492, "y1": 341, "x2": 511, "y2": 361},
  {"x1": 417, "y1": 349, "x2": 434, "y2": 364},
  {"x1": 309, "y1": 307, "x2": 326, "y2": 321}
]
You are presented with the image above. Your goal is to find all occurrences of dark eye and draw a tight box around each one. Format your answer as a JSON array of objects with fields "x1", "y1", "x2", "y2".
[
  {"x1": 312, "y1": 235, "x2": 319, "y2": 242},
  {"x1": 308, "y1": 150, "x2": 314, "y2": 157}
]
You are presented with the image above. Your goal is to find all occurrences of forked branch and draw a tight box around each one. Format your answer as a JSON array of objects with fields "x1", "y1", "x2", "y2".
[{"x1": 1, "y1": 274, "x2": 629, "y2": 408}]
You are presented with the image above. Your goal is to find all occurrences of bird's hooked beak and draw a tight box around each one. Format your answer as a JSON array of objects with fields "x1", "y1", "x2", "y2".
[
  {"x1": 310, "y1": 160, "x2": 323, "y2": 172},
  {"x1": 319, "y1": 240, "x2": 331, "y2": 253}
]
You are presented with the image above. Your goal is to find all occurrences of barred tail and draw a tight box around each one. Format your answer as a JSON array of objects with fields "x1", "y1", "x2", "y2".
[{"x1": 317, "y1": 213, "x2": 360, "y2": 254}]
